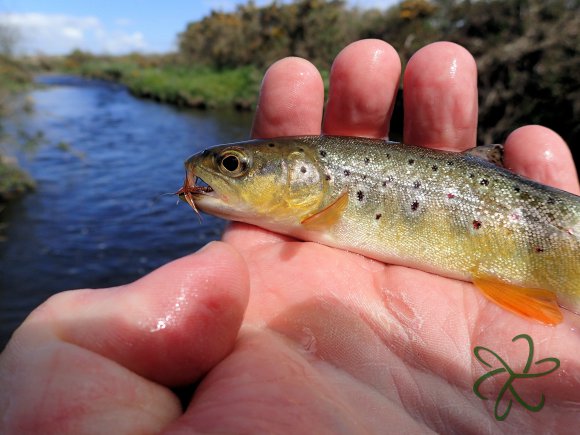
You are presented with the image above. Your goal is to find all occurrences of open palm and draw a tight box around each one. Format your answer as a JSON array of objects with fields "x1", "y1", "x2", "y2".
[{"x1": 1, "y1": 40, "x2": 579, "y2": 434}]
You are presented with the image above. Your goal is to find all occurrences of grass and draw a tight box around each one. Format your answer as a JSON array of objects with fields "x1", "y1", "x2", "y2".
[
  {"x1": 127, "y1": 66, "x2": 261, "y2": 109},
  {"x1": 73, "y1": 60, "x2": 264, "y2": 110}
]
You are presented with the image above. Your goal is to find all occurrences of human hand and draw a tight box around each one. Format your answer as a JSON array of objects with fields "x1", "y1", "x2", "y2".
[{"x1": 2, "y1": 40, "x2": 579, "y2": 434}]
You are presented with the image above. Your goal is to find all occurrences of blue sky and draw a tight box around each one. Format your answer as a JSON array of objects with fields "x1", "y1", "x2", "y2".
[{"x1": 0, "y1": 0, "x2": 399, "y2": 55}]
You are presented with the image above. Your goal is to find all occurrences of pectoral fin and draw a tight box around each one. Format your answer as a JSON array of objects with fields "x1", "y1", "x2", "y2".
[
  {"x1": 473, "y1": 276, "x2": 563, "y2": 325},
  {"x1": 301, "y1": 192, "x2": 349, "y2": 230}
]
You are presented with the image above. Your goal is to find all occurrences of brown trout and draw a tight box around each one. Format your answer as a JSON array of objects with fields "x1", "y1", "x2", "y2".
[{"x1": 178, "y1": 136, "x2": 580, "y2": 325}]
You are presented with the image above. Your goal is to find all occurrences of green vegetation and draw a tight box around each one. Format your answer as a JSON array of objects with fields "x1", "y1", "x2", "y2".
[
  {"x1": 0, "y1": 22, "x2": 35, "y2": 202},
  {"x1": 0, "y1": 155, "x2": 35, "y2": 201},
  {"x1": 126, "y1": 66, "x2": 261, "y2": 109},
  {"x1": 49, "y1": 53, "x2": 262, "y2": 110},
  {"x1": 0, "y1": 55, "x2": 31, "y2": 93},
  {"x1": 178, "y1": 0, "x2": 358, "y2": 69}
]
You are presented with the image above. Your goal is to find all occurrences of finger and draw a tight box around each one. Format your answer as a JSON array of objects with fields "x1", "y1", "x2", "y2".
[
  {"x1": 323, "y1": 39, "x2": 401, "y2": 138},
  {"x1": 251, "y1": 57, "x2": 324, "y2": 138},
  {"x1": 0, "y1": 337, "x2": 181, "y2": 433},
  {"x1": 504, "y1": 125, "x2": 580, "y2": 194},
  {"x1": 12, "y1": 241, "x2": 250, "y2": 387},
  {"x1": 403, "y1": 42, "x2": 478, "y2": 151},
  {"x1": 223, "y1": 222, "x2": 297, "y2": 249}
]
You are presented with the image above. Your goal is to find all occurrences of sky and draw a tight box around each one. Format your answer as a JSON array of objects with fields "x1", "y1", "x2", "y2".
[{"x1": 0, "y1": 0, "x2": 399, "y2": 55}]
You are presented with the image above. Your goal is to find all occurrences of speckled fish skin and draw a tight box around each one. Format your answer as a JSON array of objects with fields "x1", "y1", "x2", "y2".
[{"x1": 183, "y1": 136, "x2": 580, "y2": 316}]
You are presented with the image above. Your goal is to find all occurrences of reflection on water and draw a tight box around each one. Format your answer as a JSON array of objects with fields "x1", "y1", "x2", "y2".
[{"x1": 0, "y1": 76, "x2": 253, "y2": 348}]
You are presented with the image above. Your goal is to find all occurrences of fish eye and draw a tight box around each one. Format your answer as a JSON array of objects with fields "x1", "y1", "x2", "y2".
[
  {"x1": 217, "y1": 149, "x2": 249, "y2": 177},
  {"x1": 222, "y1": 155, "x2": 239, "y2": 171}
]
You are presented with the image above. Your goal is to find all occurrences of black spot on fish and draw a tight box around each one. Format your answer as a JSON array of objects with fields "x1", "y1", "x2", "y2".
[
  {"x1": 300, "y1": 166, "x2": 307, "y2": 174},
  {"x1": 357, "y1": 191, "x2": 364, "y2": 201},
  {"x1": 447, "y1": 161, "x2": 454, "y2": 166},
  {"x1": 362, "y1": 175, "x2": 367, "y2": 180},
  {"x1": 469, "y1": 173, "x2": 475, "y2": 178},
  {"x1": 382, "y1": 176, "x2": 392, "y2": 187},
  {"x1": 325, "y1": 174, "x2": 331, "y2": 181},
  {"x1": 514, "y1": 186, "x2": 520, "y2": 193},
  {"x1": 547, "y1": 197, "x2": 555, "y2": 205},
  {"x1": 413, "y1": 181, "x2": 421, "y2": 189},
  {"x1": 408, "y1": 159, "x2": 415, "y2": 165},
  {"x1": 473, "y1": 220, "x2": 482, "y2": 230},
  {"x1": 527, "y1": 213, "x2": 540, "y2": 224},
  {"x1": 386, "y1": 153, "x2": 391, "y2": 159},
  {"x1": 320, "y1": 150, "x2": 327, "y2": 157},
  {"x1": 375, "y1": 213, "x2": 382, "y2": 220},
  {"x1": 268, "y1": 143, "x2": 275, "y2": 148},
  {"x1": 480, "y1": 179, "x2": 489, "y2": 186},
  {"x1": 535, "y1": 246, "x2": 544, "y2": 253},
  {"x1": 432, "y1": 165, "x2": 438, "y2": 171},
  {"x1": 344, "y1": 169, "x2": 351, "y2": 176},
  {"x1": 364, "y1": 157, "x2": 370, "y2": 165},
  {"x1": 298, "y1": 147, "x2": 304, "y2": 152},
  {"x1": 411, "y1": 201, "x2": 419, "y2": 211}
]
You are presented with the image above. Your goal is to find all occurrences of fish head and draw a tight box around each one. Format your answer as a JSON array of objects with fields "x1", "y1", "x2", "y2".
[{"x1": 179, "y1": 138, "x2": 329, "y2": 225}]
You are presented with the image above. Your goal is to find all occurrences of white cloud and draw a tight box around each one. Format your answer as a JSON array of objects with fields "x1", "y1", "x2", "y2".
[
  {"x1": 61, "y1": 26, "x2": 83, "y2": 41},
  {"x1": 0, "y1": 13, "x2": 149, "y2": 55}
]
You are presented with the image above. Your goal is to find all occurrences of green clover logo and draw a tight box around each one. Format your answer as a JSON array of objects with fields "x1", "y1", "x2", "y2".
[{"x1": 473, "y1": 333, "x2": 560, "y2": 421}]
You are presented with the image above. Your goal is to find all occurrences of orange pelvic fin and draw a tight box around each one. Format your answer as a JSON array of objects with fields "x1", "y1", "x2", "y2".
[
  {"x1": 301, "y1": 191, "x2": 349, "y2": 230},
  {"x1": 473, "y1": 276, "x2": 563, "y2": 325}
]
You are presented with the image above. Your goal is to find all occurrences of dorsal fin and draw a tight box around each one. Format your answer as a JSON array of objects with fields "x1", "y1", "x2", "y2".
[
  {"x1": 301, "y1": 191, "x2": 349, "y2": 230},
  {"x1": 463, "y1": 144, "x2": 504, "y2": 166}
]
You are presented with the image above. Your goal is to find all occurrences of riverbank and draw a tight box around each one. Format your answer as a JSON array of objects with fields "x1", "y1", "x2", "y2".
[
  {"x1": 0, "y1": 55, "x2": 35, "y2": 202},
  {"x1": 0, "y1": 155, "x2": 35, "y2": 201},
  {"x1": 62, "y1": 57, "x2": 264, "y2": 111}
]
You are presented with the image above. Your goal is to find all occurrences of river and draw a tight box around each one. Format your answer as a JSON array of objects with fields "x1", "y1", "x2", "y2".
[{"x1": 0, "y1": 75, "x2": 254, "y2": 349}]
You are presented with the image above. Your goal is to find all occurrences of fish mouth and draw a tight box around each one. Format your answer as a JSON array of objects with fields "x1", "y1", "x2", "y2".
[{"x1": 176, "y1": 174, "x2": 214, "y2": 216}]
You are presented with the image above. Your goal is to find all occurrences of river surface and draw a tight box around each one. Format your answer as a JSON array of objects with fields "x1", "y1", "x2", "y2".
[{"x1": 0, "y1": 76, "x2": 253, "y2": 349}]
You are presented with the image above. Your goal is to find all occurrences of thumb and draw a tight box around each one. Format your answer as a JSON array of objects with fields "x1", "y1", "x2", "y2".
[
  {"x1": 20, "y1": 241, "x2": 250, "y2": 386},
  {"x1": 0, "y1": 241, "x2": 249, "y2": 433}
]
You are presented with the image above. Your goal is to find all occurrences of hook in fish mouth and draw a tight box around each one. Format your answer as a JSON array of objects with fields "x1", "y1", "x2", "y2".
[{"x1": 175, "y1": 174, "x2": 213, "y2": 217}]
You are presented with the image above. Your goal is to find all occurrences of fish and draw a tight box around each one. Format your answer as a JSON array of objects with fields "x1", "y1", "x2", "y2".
[{"x1": 178, "y1": 136, "x2": 580, "y2": 325}]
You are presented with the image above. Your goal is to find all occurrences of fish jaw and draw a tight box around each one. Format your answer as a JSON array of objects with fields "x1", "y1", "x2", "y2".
[
  {"x1": 189, "y1": 188, "x2": 250, "y2": 221},
  {"x1": 177, "y1": 157, "x2": 247, "y2": 221}
]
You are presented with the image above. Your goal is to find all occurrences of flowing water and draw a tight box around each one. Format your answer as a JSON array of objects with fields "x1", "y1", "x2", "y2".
[{"x1": 0, "y1": 76, "x2": 253, "y2": 349}]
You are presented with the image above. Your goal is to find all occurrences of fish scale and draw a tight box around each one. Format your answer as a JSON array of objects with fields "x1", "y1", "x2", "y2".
[
  {"x1": 180, "y1": 136, "x2": 580, "y2": 324},
  {"x1": 315, "y1": 138, "x2": 573, "y2": 280}
]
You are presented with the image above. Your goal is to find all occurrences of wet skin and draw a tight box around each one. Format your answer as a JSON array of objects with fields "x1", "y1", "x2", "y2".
[{"x1": 1, "y1": 40, "x2": 579, "y2": 433}]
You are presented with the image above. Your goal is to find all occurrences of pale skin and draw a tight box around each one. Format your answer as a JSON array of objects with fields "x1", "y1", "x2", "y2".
[{"x1": 1, "y1": 40, "x2": 579, "y2": 434}]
